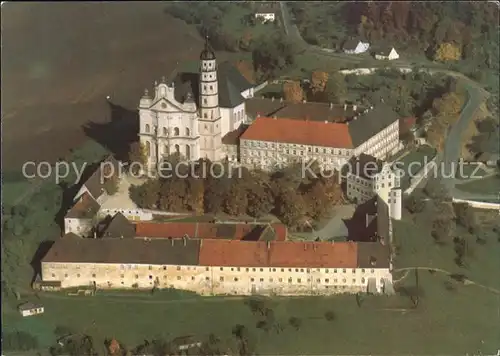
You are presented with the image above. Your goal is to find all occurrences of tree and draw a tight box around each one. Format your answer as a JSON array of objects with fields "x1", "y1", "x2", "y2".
[
  {"x1": 106, "y1": 339, "x2": 121, "y2": 356},
  {"x1": 252, "y1": 33, "x2": 296, "y2": 79},
  {"x1": 275, "y1": 190, "x2": 307, "y2": 230},
  {"x1": 324, "y1": 73, "x2": 347, "y2": 104},
  {"x1": 311, "y1": 71, "x2": 329, "y2": 94},
  {"x1": 159, "y1": 178, "x2": 188, "y2": 212},
  {"x1": 288, "y1": 316, "x2": 302, "y2": 330},
  {"x1": 433, "y1": 42, "x2": 462, "y2": 61},
  {"x1": 223, "y1": 181, "x2": 248, "y2": 216},
  {"x1": 424, "y1": 179, "x2": 450, "y2": 201},
  {"x1": 304, "y1": 179, "x2": 330, "y2": 220},
  {"x1": 247, "y1": 184, "x2": 273, "y2": 218},
  {"x1": 431, "y1": 218, "x2": 455, "y2": 244},
  {"x1": 239, "y1": 30, "x2": 253, "y2": 51},
  {"x1": 283, "y1": 81, "x2": 304, "y2": 103},
  {"x1": 129, "y1": 179, "x2": 160, "y2": 209},
  {"x1": 454, "y1": 203, "x2": 478, "y2": 233},
  {"x1": 128, "y1": 142, "x2": 146, "y2": 174},
  {"x1": 405, "y1": 192, "x2": 426, "y2": 213},
  {"x1": 186, "y1": 177, "x2": 205, "y2": 214},
  {"x1": 324, "y1": 310, "x2": 336, "y2": 321}
]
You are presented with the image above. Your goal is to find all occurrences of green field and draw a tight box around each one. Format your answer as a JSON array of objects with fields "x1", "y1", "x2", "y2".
[
  {"x1": 395, "y1": 145, "x2": 437, "y2": 191},
  {"x1": 455, "y1": 175, "x2": 500, "y2": 195}
]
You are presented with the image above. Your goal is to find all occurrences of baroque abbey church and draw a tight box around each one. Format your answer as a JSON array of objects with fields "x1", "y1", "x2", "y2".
[{"x1": 138, "y1": 37, "x2": 257, "y2": 170}]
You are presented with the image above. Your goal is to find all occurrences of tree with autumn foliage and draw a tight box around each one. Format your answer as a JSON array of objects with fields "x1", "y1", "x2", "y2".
[
  {"x1": 303, "y1": 179, "x2": 330, "y2": 220},
  {"x1": 433, "y1": 42, "x2": 462, "y2": 61},
  {"x1": 283, "y1": 81, "x2": 305, "y2": 103},
  {"x1": 275, "y1": 189, "x2": 308, "y2": 230},
  {"x1": 127, "y1": 142, "x2": 146, "y2": 175},
  {"x1": 105, "y1": 338, "x2": 123, "y2": 356},
  {"x1": 311, "y1": 71, "x2": 329, "y2": 94}
]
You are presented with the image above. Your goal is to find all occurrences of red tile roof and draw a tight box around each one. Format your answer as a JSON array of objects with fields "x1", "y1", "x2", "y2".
[
  {"x1": 199, "y1": 240, "x2": 269, "y2": 267},
  {"x1": 198, "y1": 240, "x2": 358, "y2": 268},
  {"x1": 135, "y1": 222, "x2": 287, "y2": 241},
  {"x1": 268, "y1": 241, "x2": 358, "y2": 268},
  {"x1": 240, "y1": 117, "x2": 353, "y2": 148}
]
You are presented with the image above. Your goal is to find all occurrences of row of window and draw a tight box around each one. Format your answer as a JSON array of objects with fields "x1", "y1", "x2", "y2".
[
  {"x1": 144, "y1": 142, "x2": 190, "y2": 159},
  {"x1": 56, "y1": 272, "x2": 377, "y2": 286},
  {"x1": 242, "y1": 140, "x2": 351, "y2": 156},
  {"x1": 144, "y1": 125, "x2": 190, "y2": 137}
]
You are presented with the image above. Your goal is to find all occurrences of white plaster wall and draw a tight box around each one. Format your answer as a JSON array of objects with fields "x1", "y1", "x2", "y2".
[
  {"x1": 240, "y1": 139, "x2": 352, "y2": 171},
  {"x1": 64, "y1": 218, "x2": 93, "y2": 237},
  {"x1": 99, "y1": 208, "x2": 153, "y2": 221},
  {"x1": 42, "y1": 262, "x2": 392, "y2": 296}
]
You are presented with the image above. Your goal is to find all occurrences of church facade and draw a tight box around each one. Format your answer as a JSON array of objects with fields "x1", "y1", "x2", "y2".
[{"x1": 138, "y1": 38, "x2": 255, "y2": 171}]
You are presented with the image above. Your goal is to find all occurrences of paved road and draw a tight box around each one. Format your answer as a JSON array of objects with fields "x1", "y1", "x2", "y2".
[{"x1": 280, "y1": 2, "x2": 497, "y2": 202}]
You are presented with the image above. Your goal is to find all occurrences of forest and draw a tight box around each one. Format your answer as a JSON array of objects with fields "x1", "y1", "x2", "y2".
[
  {"x1": 128, "y1": 155, "x2": 343, "y2": 231},
  {"x1": 291, "y1": 2, "x2": 499, "y2": 77}
]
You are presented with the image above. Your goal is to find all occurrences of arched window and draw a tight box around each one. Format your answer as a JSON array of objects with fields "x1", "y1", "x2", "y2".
[
  {"x1": 145, "y1": 141, "x2": 151, "y2": 157},
  {"x1": 175, "y1": 144, "x2": 180, "y2": 153},
  {"x1": 163, "y1": 127, "x2": 167, "y2": 136},
  {"x1": 203, "y1": 98, "x2": 207, "y2": 105},
  {"x1": 174, "y1": 127, "x2": 179, "y2": 136},
  {"x1": 186, "y1": 145, "x2": 191, "y2": 160},
  {"x1": 185, "y1": 128, "x2": 190, "y2": 136},
  {"x1": 145, "y1": 124, "x2": 150, "y2": 133},
  {"x1": 204, "y1": 113, "x2": 207, "y2": 118},
  {"x1": 164, "y1": 145, "x2": 169, "y2": 156}
]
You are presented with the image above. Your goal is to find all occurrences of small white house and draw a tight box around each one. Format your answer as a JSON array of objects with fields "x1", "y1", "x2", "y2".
[
  {"x1": 343, "y1": 39, "x2": 370, "y2": 54},
  {"x1": 374, "y1": 47, "x2": 399, "y2": 60},
  {"x1": 18, "y1": 302, "x2": 44, "y2": 317},
  {"x1": 253, "y1": 2, "x2": 278, "y2": 23}
]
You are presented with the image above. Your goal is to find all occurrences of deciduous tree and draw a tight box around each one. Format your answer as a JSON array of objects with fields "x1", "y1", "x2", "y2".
[
  {"x1": 434, "y1": 42, "x2": 462, "y2": 61},
  {"x1": 283, "y1": 81, "x2": 305, "y2": 103}
]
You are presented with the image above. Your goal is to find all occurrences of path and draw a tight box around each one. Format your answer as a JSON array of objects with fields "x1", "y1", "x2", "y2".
[
  {"x1": 393, "y1": 267, "x2": 500, "y2": 295},
  {"x1": 280, "y1": 2, "x2": 497, "y2": 202}
]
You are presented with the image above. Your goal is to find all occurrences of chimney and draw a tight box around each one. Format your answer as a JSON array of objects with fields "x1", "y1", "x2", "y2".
[
  {"x1": 273, "y1": 115, "x2": 277, "y2": 119},
  {"x1": 353, "y1": 116, "x2": 358, "y2": 120},
  {"x1": 343, "y1": 103, "x2": 347, "y2": 111},
  {"x1": 302, "y1": 99, "x2": 306, "y2": 103},
  {"x1": 353, "y1": 104, "x2": 357, "y2": 111},
  {"x1": 93, "y1": 231, "x2": 97, "y2": 239},
  {"x1": 324, "y1": 120, "x2": 328, "y2": 124},
  {"x1": 329, "y1": 103, "x2": 333, "y2": 109},
  {"x1": 171, "y1": 238, "x2": 174, "y2": 246},
  {"x1": 183, "y1": 237, "x2": 187, "y2": 246},
  {"x1": 280, "y1": 97, "x2": 283, "y2": 102},
  {"x1": 272, "y1": 97, "x2": 275, "y2": 102},
  {"x1": 304, "y1": 243, "x2": 307, "y2": 251},
  {"x1": 267, "y1": 241, "x2": 270, "y2": 250},
  {"x1": 257, "y1": 112, "x2": 260, "y2": 118},
  {"x1": 370, "y1": 106, "x2": 374, "y2": 110}
]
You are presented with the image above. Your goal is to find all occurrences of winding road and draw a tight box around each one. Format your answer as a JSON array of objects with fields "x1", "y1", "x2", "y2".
[{"x1": 280, "y1": 2, "x2": 498, "y2": 203}]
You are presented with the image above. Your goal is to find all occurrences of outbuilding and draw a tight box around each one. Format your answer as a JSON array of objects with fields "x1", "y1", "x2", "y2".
[{"x1": 18, "y1": 302, "x2": 44, "y2": 317}]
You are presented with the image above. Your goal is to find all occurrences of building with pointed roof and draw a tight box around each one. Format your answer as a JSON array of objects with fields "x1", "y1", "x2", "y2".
[{"x1": 138, "y1": 36, "x2": 261, "y2": 170}]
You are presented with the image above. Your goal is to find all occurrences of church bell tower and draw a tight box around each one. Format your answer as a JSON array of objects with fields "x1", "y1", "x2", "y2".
[{"x1": 198, "y1": 36, "x2": 222, "y2": 161}]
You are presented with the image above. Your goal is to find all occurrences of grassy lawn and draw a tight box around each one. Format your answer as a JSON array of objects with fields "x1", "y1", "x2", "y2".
[
  {"x1": 395, "y1": 145, "x2": 437, "y2": 191},
  {"x1": 5, "y1": 273, "x2": 500, "y2": 355},
  {"x1": 455, "y1": 163, "x2": 489, "y2": 180},
  {"x1": 455, "y1": 175, "x2": 500, "y2": 195}
]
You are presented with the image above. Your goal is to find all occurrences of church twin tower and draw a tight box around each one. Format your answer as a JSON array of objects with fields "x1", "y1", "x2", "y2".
[{"x1": 198, "y1": 37, "x2": 222, "y2": 161}]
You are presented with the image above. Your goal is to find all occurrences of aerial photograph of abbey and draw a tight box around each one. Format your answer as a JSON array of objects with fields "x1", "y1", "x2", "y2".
[{"x1": 2, "y1": 2, "x2": 500, "y2": 355}]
